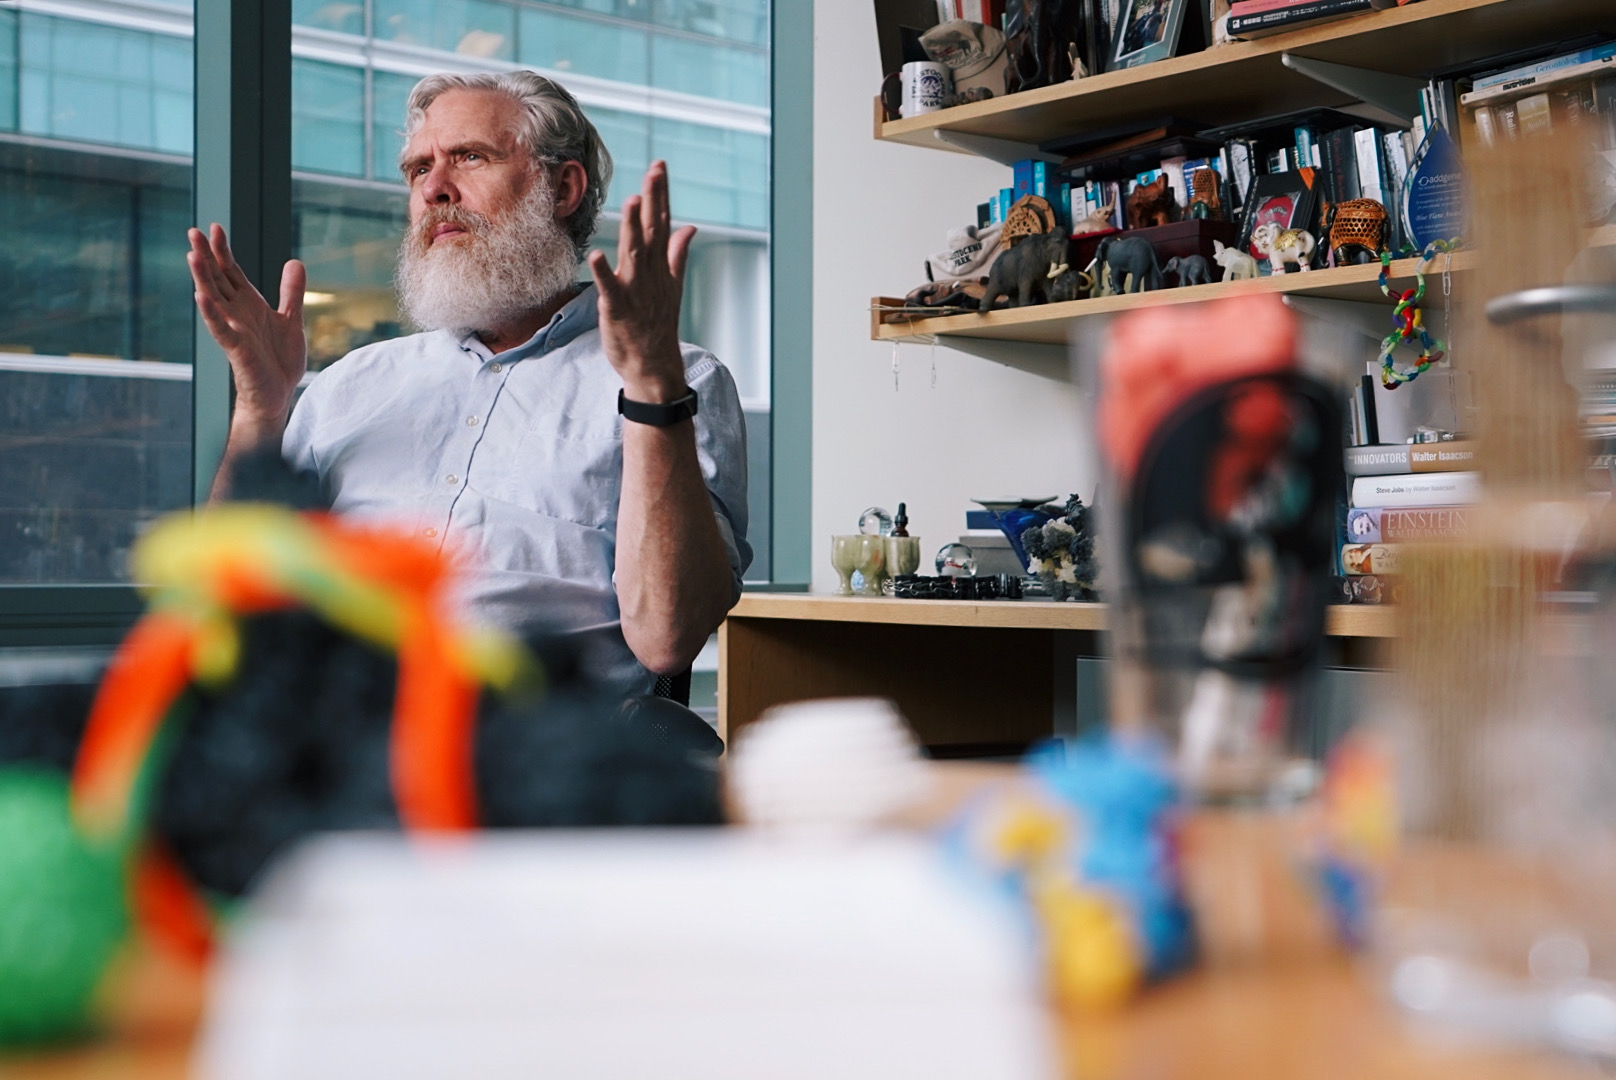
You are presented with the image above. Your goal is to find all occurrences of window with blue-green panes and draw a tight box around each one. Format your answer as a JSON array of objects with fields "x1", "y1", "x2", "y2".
[
  {"x1": 295, "y1": 0, "x2": 366, "y2": 36},
  {"x1": 652, "y1": 120, "x2": 766, "y2": 229},
  {"x1": 0, "y1": 11, "x2": 16, "y2": 131},
  {"x1": 372, "y1": 70, "x2": 418, "y2": 181},
  {"x1": 651, "y1": 34, "x2": 766, "y2": 106},
  {"x1": 518, "y1": 9, "x2": 648, "y2": 86},
  {"x1": 17, "y1": 15, "x2": 191, "y2": 155},
  {"x1": 137, "y1": 185, "x2": 197, "y2": 365},
  {"x1": 544, "y1": 0, "x2": 652, "y2": 23},
  {"x1": 586, "y1": 106, "x2": 651, "y2": 214},
  {"x1": 292, "y1": 59, "x2": 365, "y2": 178},
  {"x1": 652, "y1": 0, "x2": 767, "y2": 45},
  {"x1": 374, "y1": 0, "x2": 516, "y2": 60}
]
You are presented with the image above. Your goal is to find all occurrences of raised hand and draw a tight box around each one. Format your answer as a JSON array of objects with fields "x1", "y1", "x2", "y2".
[
  {"x1": 586, "y1": 161, "x2": 697, "y2": 403},
  {"x1": 187, "y1": 224, "x2": 308, "y2": 425}
]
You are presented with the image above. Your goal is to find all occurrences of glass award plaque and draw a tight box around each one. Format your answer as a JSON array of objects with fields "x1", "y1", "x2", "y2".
[{"x1": 1402, "y1": 125, "x2": 1465, "y2": 251}]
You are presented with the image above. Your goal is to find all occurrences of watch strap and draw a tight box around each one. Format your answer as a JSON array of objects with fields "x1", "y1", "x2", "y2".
[{"x1": 618, "y1": 387, "x2": 699, "y2": 427}]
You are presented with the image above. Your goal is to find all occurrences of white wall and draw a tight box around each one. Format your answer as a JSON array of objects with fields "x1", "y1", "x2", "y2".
[{"x1": 811, "y1": 0, "x2": 1099, "y2": 591}]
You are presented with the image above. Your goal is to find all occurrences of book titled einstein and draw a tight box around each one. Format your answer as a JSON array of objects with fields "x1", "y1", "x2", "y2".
[
  {"x1": 1345, "y1": 505, "x2": 1472, "y2": 544},
  {"x1": 1348, "y1": 471, "x2": 1480, "y2": 509}
]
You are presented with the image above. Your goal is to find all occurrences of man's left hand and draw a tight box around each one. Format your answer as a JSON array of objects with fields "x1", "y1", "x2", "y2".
[{"x1": 588, "y1": 160, "x2": 697, "y2": 403}]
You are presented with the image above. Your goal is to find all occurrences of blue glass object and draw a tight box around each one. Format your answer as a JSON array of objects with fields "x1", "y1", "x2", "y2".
[{"x1": 992, "y1": 506, "x2": 1054, "y2": 575}]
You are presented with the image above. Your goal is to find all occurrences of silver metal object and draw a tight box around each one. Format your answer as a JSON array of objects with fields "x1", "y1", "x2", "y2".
[{"x1": 1484, "y1": 283, "x2": 1616, "y2": 325}]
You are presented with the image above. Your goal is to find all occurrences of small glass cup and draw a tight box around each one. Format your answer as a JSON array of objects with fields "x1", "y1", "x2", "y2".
[
  {"x1": 885, "y1": 536, "x2": 921, "y2": 579},
  {"x1": 856, "y1": 534, "x2": 887, "y2": 596},
  {"x1": 830, "y1": 534, "x2": 862, "y2": 596}
]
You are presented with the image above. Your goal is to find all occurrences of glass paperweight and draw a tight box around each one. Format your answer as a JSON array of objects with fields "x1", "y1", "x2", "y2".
[
  {"x1": 858, "y1": 506, "x2": 892, "y2": 536},
  {"x1": 935, "y1": 542, "x2": 976, "y2": 577}
]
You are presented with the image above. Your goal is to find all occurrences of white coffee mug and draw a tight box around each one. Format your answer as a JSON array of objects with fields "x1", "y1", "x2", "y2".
[{"x1": 900, "y1": 61, "x2": 952, "y2": 117}]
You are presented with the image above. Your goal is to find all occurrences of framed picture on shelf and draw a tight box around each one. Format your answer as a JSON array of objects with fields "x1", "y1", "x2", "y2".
[
  {"x1": 1235, "y1": 171, "x2": 1318, "y2": 266},
  {"x1": 1110, "y1": 0, "x2": 1189, "y2": 71},
  {"x1": 873, "y1": 0, "x2": 941, "y2": 78}
]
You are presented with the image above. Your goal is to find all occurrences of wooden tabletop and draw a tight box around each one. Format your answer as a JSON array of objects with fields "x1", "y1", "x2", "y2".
[
  {"x1": 730, "y1": 592, "x2": 1397, "y2": 638},
  {"x1": 2, "y1": 948, "x2": 1586, "y2": 1080}
]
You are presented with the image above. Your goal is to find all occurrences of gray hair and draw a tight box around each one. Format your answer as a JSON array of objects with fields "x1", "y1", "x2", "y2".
[{"x1": 403, "y1": 71, "x2": 613, "y2": 259}]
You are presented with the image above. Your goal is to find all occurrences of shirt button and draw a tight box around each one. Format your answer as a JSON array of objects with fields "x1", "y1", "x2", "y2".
[
  {"x1": 445, "y1": 474, "x2": 459, "y2": 485},
  {"x1": 490, "y1": 362, "x2": 502, "y2": 373},
  {"x1": 424, "y1": 527, "x2": 438, "y2": 538},
  {"x1": 466, "y1": 415, "x2": 480, "y2": 426}
]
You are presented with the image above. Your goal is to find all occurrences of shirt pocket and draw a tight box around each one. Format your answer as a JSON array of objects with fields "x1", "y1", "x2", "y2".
[{"x1": 488, "y1": 414, "x2": 622, "y2": 530}]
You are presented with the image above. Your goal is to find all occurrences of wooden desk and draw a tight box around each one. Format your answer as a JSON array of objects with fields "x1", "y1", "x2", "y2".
[
  {"x1": 719, "y1": 594, "x2": 1394, "y2": 750},
  {"x1": 3, "y1": 950, "x2": 1587, "y2": 1080}
]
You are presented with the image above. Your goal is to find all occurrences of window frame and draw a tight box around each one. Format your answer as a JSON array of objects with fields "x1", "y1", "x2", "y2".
[
  {"x1": 760, "y1": 0, "x2": 809, "y2": 591},
  {"x1": 0, "y1": 0, "x2": 806, "y2": 645}
]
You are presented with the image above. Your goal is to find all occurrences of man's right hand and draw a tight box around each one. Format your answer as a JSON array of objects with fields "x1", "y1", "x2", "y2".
[{"x1": 187, "y1": 223, "x2": 308, "y2": 430}]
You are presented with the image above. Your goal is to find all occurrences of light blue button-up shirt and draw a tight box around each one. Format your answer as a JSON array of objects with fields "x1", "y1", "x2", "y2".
[{"x1": 282, "y1": 285, "x2": 751, "y2": 697}]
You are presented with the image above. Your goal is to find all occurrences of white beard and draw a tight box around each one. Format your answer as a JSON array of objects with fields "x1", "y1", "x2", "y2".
[{"x1": 395, "y1": 175, "x2": 580, "y2": 336}]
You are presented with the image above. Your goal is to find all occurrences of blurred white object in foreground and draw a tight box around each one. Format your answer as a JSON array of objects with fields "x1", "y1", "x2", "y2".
[
  {"x1": 728, "y1": 697, "x2": 933, "y2": 828},
  {"x1": 197, "y1": 832, "x2": 1056, "y2": 1080}
]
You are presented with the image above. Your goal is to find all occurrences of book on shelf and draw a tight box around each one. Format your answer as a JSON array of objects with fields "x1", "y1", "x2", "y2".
[
  {"x1": 1349, "y1": 374, "x2": 1379, "y2": 447},
  {"x1": 1470, "y1": 40, "x2": 1616, "y2": 93},
  {"x1": 1420, "y1": 78, "x2": 1460, "y2": 136},
  {"x1": 1227, "y1": 0, "x2": 1371, "y2": 40},
  {"x1": 1228, "y1": 0, "x2": 1329, "y2": 15},
  {"x1": 1345, "y1": 505, "x2": 1472, "y2": 544},
  {"x1": 1344, "y1": 440, "x2": 1478, "y2": 477},
  {"x1": 1321, "y1": 125, "x2": 1361, "y2": 205},
  {"x1": 1461, "y1": 55, "x2": 1616, "y2": 108},
  {"x1": 1350, "y1": 471, "x2": 1481, "y2": 509},
  {"x1": 1516, "y1": 92, "x2": 1553, "y2": 136},
  {"x1": 1353, "y1": 127, "x2": 1386, "y2": 209},
  {"x1": 1381, "y1": 130, "x2": 1410, "y2": 252},
  {"x1": 1468, "y1": 81, "x2": 1607, "y2": 143},
  {"x1": 1013, "y1": 159, "x2": 1050, "y2": 200},
  {"x1": 1341, "y1": 543, "x2": 1404, "y2": 576}
]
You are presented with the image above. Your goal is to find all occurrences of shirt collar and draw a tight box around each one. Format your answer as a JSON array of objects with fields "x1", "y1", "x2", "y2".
[{"x1": 456, "y1": 283, "x2": 599, "y2": 363}]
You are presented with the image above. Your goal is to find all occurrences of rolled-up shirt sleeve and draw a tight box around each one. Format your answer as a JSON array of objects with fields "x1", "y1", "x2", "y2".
[{"x1": 683, "y1": 347, "x2": 752, "y2": 601}]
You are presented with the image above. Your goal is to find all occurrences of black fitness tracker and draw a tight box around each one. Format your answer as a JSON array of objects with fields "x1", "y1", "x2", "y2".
[{"x1": 618, "y1": 387, "x2": 699, "y2": 426}]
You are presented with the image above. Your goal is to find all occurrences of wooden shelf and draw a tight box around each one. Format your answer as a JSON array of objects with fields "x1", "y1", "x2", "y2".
[
  {"x1": 873, "y1": 249, "x2": 1474, "y2": 344},
  {"x1": 729, "y1": 592, "x2": 1396, "y2": 638},
  {"x1": 873, "y1": 225, "x2": 1616, "y2": 345},
  {"x1": 876, "y1": 0, "x2": 1616, "y2": 153}
]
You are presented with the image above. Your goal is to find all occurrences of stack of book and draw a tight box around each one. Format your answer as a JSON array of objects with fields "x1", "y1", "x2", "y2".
[
  {"x1": 1461, "y1": 41, "x2": 1616, "y2": 146},
  {"x1": 1226, "y1": 0, "x2": 1373, "y2": 41},
  {"x1": 1340, "y1": 439, "x2": 1478, "y2": 601}
]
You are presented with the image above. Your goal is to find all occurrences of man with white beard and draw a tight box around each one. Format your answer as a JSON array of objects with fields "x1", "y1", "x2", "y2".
[{"x1": 185, "y1": 71, "x2": 750, "y2": 698}]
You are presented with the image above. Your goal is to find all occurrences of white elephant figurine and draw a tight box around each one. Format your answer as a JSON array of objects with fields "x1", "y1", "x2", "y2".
[
  {"x1": 1251, "y1": 222, "x2": 1316, "y2": 275},
  {"x1": 1212, "y1": 239, "x2": 1258, "y2": 282}
]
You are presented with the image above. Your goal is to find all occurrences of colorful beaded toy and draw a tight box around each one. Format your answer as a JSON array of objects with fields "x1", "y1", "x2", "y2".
[
  {"x1": 1376, "y1": 240, "x2": 1461, "y2": 389},
  {"x1": 0, "y1": 505, "x2": 529, "y2": 1045}
]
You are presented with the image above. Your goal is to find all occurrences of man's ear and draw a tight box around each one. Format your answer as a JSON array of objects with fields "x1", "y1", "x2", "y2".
[{"x1": 550, "y1": 160, "x2": 589, "y2": 221}]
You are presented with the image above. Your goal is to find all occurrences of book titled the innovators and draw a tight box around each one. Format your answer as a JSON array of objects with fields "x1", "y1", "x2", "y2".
[{"x1": 1344, "y1": 440, "x2": 1477, "y2": 476}]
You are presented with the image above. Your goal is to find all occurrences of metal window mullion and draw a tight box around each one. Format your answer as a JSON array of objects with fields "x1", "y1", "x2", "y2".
[
  {"x1": 765, "y1": 0, "x2": 808, "y2": 587},
  {"x1": 192, "y1": 0, "x2": 293, "y2": 505}
]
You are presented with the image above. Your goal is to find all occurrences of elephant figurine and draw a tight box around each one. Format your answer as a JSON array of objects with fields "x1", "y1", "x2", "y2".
[
  {"x1": 1164, "y1": 254, "x2": 1212, "y2": 288},
  {"x1": 978, "y1": 227, "x2": 1072, "y2": 311},
  {"x1": 1252, "y1": 222, "x2": 1316, "y2": 275},
  {"x1": 1047, "y1": 266, "x2": 1090, "y2": 303},
  {"x1": 1212, "y1": 239, "x2": 1257, "y2": 281},
  {"x1": 1095, "y1": 234, "x2": 1162, "y2": 294}
]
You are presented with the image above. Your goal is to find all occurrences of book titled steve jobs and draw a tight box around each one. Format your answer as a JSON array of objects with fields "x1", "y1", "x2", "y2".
[{"x1": 1349, "y1": 471, "x2": 1480, "y2": 509}]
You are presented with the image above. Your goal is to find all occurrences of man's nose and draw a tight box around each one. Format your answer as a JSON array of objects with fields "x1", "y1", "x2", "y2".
[{"x1": 420, "y1": 160, "x2": 458, "y2": 204}]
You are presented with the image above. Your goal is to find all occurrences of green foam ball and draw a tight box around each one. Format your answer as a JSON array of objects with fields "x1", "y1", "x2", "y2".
[{"x1": 0, "y1": 769, "x2": 129, "y2": 1046}]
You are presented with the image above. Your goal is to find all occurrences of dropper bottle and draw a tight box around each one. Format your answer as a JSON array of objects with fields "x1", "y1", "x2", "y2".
[{"x1": 892, "y1": 503, "x2": 910, "y2": 537}]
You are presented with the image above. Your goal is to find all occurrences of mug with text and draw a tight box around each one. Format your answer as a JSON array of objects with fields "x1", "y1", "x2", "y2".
[{"x1": 900, "y1": 61, "x2": 952, "y2": 117}]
